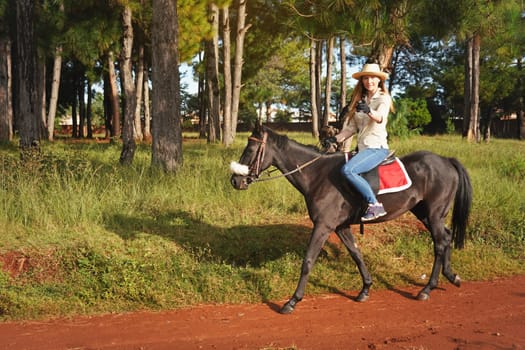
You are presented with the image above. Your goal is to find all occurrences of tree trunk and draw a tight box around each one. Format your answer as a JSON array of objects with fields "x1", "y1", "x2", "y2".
[
  {"x1": 46, "y1": 1, "x2": 64, "y2": 140},
  {"x1": 78, "y1": 76, "x2": 85, "y2": 138},
  {"x1": 205, "y1": 3, "x2": 220, "y2": 143},
  {"x1": 322, "y1": 36, "x2": 334, "y2": 127},
  {"x1": 388, "y1": 48, "x2": 401, "y2": 96},
  {"x1": 197, "y1": 49, "x2": 208, "y2": 139},
  {"x1": 315, "y1": 41, "x2": 322, "y2": 125},
  {"x1": 37, "y1": 58, "x2": 47, "y2": 139},
  {"x1": 374, "y1": 47, "x2": 394, "y2": 73},
  {"x1": 0, "y1": 35, "x2": 13, "y2": 141},
  {"x1": 265, "y1": 100, "x2": 272, "y2": 123},
  {"x1": 108, "y1": 52, "x2": 121, "y2": 140},
  {"x1": 517, "y1": 58, "x2": 525, "y2": 140},
  {"x1": 16, "y1": 0, "x2": 40, "y2": 154},
  {"x1": 134, "y1": 43, "x2": 144, "y2": 141},
  {"x1": 71, "y1": 87, "x2": 78, "y2": 138},
  {"x1": 221, "y1": 6, "x2": 233, "y2": 146},
  {"x1": 230, "y1": 0, "x2": 250, "y2": 143},
  {"x1": 517, "y1": 109, "x2": 525, "y2": 140},
  {"x1": 309, "y1": 39, "x2": 319, "y2": 138},
  {"x1": 339, "y1": 36, "x2": 347, "y2": 118},
  {"x1": 151, "y1": 0, "x2": 183, "y2": 172},
  {"x1": 142, "y1": 67, "x2": 151, "y2": 142},
  {"x1": 119, "y1": 5, "x2": 137, "y2": 165},
  {"x1": 483, "y1": 108, "x2": 493, "y2": 143},
  {"x1": 87, "y1": 80, "x2": 93, "y2": 138},
  {"x1": 46, "y1": 46, "x2": 62, "y2": 141},
  {"x1": 257, "y1": 103, "x2": 263, "y2": 123},
  {"x1": 463, "y1": 37, "x2": 472, "y2": 137},
  {"x1": 198, "y1": 51, "x2": 207, "y2": 139},
  {"x1": 103, "y1": 71, "x2": 112, "y2": 139},
  {"x1": 467, "y1": 33, "x2": 481, "y2": 143}
]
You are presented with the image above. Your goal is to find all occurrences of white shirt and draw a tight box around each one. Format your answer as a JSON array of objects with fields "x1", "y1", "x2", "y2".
[{"x1": 337, "y1": 90, "x2": 391, "y2": 152}]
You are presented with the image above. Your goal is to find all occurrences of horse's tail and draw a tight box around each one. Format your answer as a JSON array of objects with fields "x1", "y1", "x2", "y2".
[{"x1": 449, "y1": 158, "x2": 473, "y2": 249}]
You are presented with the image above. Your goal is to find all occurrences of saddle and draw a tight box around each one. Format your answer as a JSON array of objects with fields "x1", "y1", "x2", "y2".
[{"x1": 361, "y1": 151, "x2": 412, "y2": 195}]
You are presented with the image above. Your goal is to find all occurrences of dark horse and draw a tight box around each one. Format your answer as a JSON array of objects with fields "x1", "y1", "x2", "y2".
[{"x1": 230, "y1": 125, "x2": 472, "y2": 314}]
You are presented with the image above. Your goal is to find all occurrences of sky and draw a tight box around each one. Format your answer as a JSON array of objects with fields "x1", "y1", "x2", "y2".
[{"x1": 180, "y1": 63, "x2": 198, "y2": 94}]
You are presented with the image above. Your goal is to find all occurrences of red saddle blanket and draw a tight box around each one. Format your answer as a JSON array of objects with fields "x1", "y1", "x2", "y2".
[{"x1": 377, "y1": 157, "x2": 412, "y2": 195}]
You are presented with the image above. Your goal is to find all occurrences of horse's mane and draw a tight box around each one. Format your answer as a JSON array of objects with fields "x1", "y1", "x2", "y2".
[{"x1": 263, "y1": 126, "x2": 323, "y2": 154}]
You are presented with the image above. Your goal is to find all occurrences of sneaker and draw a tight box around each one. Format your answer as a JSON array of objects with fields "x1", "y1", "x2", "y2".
[{"x1": 361, "y1": 203, "x2": 387, "y2": 222}]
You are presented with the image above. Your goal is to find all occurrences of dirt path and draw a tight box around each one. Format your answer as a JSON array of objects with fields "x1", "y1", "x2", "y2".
[{"x1": 1, "y1": 275, "x2": 524, "y2": 350}]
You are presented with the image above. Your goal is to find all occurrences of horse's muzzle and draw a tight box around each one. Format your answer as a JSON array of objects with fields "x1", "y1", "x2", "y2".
[{"x1": 230, "y1": 174, "x2": 252, "y2": 190}]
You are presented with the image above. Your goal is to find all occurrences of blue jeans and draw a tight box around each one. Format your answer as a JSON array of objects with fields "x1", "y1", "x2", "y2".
[{"x1": 341, "y1": 148, "x2": 389, "y2": 204}]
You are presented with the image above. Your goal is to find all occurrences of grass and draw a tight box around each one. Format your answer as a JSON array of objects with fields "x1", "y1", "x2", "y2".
[{"x1": 0, "y1": 132, "x2": 524, "y2": 321}]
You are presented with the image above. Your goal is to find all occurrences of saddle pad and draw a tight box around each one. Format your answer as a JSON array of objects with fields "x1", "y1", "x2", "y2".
[{"x1": 377, "y1": 157, "x2": 412, "y2": 194}]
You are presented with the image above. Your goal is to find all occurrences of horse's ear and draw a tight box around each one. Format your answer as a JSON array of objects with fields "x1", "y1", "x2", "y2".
[{"x1": 254, "y1": 121, "x2": 265, "y2": 135}]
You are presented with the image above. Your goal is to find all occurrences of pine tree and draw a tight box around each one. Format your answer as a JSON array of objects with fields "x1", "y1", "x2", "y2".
[
  {"x1": 151, "y1": 0, "x2": 183, "y2": 172},
  {"x1": 15, "y1": 0, "x2": 41, "y2": 155}
]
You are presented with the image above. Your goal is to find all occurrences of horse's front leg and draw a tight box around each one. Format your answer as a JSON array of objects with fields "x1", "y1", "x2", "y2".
[
  {"x1": 335, "y1": 226, "x2": 372, "y2": 301},
  {"x1": 280, "y1": 225, "x2": 330, "y2": 314}
]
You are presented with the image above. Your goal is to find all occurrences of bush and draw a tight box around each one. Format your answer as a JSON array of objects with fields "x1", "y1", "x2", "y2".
[
  {"x1": 274, "y1": 110, "x2": 293, "y2": 123},
  {"x1": 389, "y1": 98, "x2": 432, "y2": 137}
]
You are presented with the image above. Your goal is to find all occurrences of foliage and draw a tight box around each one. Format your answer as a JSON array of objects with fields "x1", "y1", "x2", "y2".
[
  {"x1": 7, "y1": 0, "x2": 524, "y2": 142},
  {"x1": 388, "y1": 98, "x2": 432, "y2": 137},
  {"x1": 274, "y1": 109, "x2": 293, "y2": 123},
  {"x1": 0, "y1": 134, "x2": 524, "y2": 320},
  {"x1": 242, "y1": 37, "x2": 310, "y2": 119},
  {"x1": 177, "y1": 0, "x2": 213, "y2": 62},
  {"x1": 238, "y1": 99, "x2": 259, "y2": 126},
  {"x1": 62, "y1": 0, "x2": 121, "y2": 65},
  {"x1": 0, "y1": 0, "x2": 6, "y2": 18}
]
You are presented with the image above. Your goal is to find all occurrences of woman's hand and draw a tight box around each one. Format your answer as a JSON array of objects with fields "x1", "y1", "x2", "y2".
[{"x1": 356, "y1": 100, "x2": 370, "y2": 114}]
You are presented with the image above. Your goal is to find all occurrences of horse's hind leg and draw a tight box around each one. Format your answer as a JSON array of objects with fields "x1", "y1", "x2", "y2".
[
  {"x1": 442, "y1": 227, "x2": 461, "y2": 287},
  {"x1": 418, "y1": 219, "x2": 459, "y2": 300},
  {"x1": 336, "y1": 226, "x2": 372, "y2": 302}
]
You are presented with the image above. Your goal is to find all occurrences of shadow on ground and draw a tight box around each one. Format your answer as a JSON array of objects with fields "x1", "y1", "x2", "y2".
[{"x1": 105, "y1": 210, "x2": 312, "y2": 268}]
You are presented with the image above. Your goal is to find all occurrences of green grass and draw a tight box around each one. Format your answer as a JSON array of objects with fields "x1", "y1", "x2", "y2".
[{"x1": 0, "y1": 133, "x2": 524, "y2": 320}]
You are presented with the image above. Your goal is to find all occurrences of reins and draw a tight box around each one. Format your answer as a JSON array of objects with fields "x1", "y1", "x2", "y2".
[
  {"x1": 253, "y1": 154, "x2": 323, "y2": 182},
  {"x1": 247, "y1": 131, "x2": 324, "y2": 183}
]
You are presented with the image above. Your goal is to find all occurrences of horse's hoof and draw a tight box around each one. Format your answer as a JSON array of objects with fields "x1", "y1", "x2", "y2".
[
  {"x1": 356, "y1": 292, "x2": 369, "y2": 302},
  {"x1": 453, "y1": 275, "x2": 461, "y2": 287},
  {"x1": 417, "y1": 292, "x2": 430, "y2": 301},
  {"x1": 280, "y1": 303, "x2": 295, "y2": 314}
]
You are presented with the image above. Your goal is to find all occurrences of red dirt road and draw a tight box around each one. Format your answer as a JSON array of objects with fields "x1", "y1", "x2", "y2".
[{"x1": 1, "y1": 275, "x2": 524, "y2": 350}]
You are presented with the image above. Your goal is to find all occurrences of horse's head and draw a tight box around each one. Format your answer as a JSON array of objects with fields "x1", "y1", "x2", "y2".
[{"x1": 230, "y1": 125, "x2": 274, "y2": 190}]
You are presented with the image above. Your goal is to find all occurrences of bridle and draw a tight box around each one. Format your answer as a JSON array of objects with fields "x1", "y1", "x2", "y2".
[
  {"x1": 244, "y1": 131, "x2": 322, "y2": 183},
  {"x1": 246, "y1": 132, "x2": 268, "y2": 180}
]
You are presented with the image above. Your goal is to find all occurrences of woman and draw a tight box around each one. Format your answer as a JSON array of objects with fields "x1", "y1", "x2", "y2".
[{"x1": 334, "y1": 62, "x2": 394, "y2": 221}]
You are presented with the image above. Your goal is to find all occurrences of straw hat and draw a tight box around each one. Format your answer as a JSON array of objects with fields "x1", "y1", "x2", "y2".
[{"x1": 352, "y1": 63, "x2": 389, "y2": 81}]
